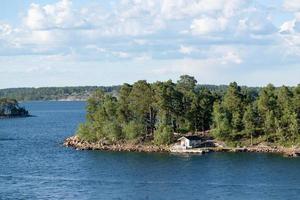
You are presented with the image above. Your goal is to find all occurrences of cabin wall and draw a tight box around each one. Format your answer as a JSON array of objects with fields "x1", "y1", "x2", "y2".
[
  {"x1": 179, "y1": 138, "x2": 202, "y2": 149},
  {"x1": 186, "y1": 140, "x2": 190, "y2": 148}
]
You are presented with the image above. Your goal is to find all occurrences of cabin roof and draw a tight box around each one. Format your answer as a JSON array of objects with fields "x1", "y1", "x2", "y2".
[{"x1": 178, "y1": 136, "x2": 202, "y2": 141}]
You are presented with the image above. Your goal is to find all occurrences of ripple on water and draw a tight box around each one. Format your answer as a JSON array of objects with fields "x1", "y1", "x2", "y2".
[{"x1": 1, "y1": 101, "x2": 300, "y2": 200}]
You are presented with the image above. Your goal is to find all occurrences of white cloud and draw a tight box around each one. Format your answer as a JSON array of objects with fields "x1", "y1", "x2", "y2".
[
  {"x1": 24, "y1": 0, "x2": 87, "y2": 30},
  {"x1": 19, "y1": 0, "x2": 277, "y2": 44},
  {"x1": 179, "y1": 45, "x2": 197, "y2": 55},
  {"x1": 191, "y1": 17, "x2": 228, "y2": 35},
  {"x1": 238, "y1": 16, "x2": 277, "y2": 35},
  {"x1": 221, "y1": 51, "x2": 243, "y2": 65},
  {"x1": 279, "y1": 0, "x2": 300, "y2": 60},
  {"x1": 283, "y1": 0, "x2": 300, "y2": 12},
  {"x1": 1, "y1": 0, "x2": 300, "y2": 87},
  {"x1": 189, "y1": 3, "x2": 277, "y2": 36},
  {"x1": 153, "y1": 46, "x2": 243, "y2": 76},
  {"x1": 0, "y1": 23, "x2": 12, "y2": 37},
  {"x1": 280, "y1": 20, "x2": 295, "y2": 34}
]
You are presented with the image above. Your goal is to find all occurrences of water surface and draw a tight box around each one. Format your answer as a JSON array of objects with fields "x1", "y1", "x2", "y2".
[{"x1": 1, "y1": 101, "x2": 300, "y2": 200}]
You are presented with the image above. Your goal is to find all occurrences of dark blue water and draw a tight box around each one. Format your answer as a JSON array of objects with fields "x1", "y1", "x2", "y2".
[{"x1": 1, "y1": 101, "x2": 300, "y2": 200}]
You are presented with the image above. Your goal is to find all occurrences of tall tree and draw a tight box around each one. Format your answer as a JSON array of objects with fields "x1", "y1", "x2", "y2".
[
  {"x1": 222, "y1": 82, "x2": 246, "y2": 137},
  {"x1": 189, "y1": 89, "x2": 214, "y2": 132},
  {"x1": 293, "y1": 85, "x2": 300, "y2": 123},
  {"x1": 129, "y1": 80, "x2": 155, "y2": 136},
  {"x1": 243, "y1": 105, "x2": 257, "y2": 145},
  {"x1": 212, "y1": 101, "x2": 231, "y2": 140},
  {"x1": 257, "y1": 84, "x2": 278, "y2": 118},
  {"x1": 176, "y1": 75, "x2": 197, "y2": 132},
  {"x1": 176, "y1": 75, "x2": 197, "y2": 93},
  {"x1": 117, "y1": 83, "x2": 133, "y2": 123}
]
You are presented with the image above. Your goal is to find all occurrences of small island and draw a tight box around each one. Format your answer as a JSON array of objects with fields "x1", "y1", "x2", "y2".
[
  {"x1": 0, "y1": 98, "x2": 29, "y2": 118},
  {"x1": 64, "y1": 75, "x2": 300, "y2": 157}
]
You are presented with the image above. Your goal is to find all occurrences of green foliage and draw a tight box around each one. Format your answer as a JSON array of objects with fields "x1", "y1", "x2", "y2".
[
  {"x1": 176, "y1": 75, "x2": 197, "y2": 93},
  {"x1": 123, "y1": 121, "x2": 144, "y2": 140},
  {"x1": 212, "y1": 83, "x2": 300, "y2": 146},
  {"x1": 154, "y1": 124, "x2": 173, "y2": 145},
  {"x1": 242, "y1": 105, "x2": 256, "y2": 141},
  {"x1": 212, "y1": 102, "x2": 231, "y2": 140},
  {"x1": 212, "y1": 82, "x2": 246, "y2": 141},
  {"x1": 75, "y1": 75, "x2": 300, "y2": 147},
  {"x1": 102, "y1": 121, "x2": 123, "y2": 142},
  {"x1": 129, "y1": 80, "x2": 155, "y2": 135},
  {"x1": 117, "y1": 83, "x2": 133, "y2": 123},
  {"x1": 77, "y1": 123, "x2": 97, "y2": 142},
  {"x1": 289, "y1": 112, "x2": 299, "y2": 142}
]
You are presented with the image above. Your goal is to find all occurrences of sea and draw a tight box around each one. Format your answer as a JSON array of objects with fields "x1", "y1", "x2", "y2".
[{"x1": 1, "y1": 101, "x2": 300, "y2": 200}]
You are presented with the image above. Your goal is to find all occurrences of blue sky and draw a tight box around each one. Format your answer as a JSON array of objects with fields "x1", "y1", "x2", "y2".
[{"x1": 0, "y1": 0, "x2": 300, "y2": 88}]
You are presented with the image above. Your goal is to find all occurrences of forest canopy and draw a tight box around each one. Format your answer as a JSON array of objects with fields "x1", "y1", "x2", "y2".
[{"x1": 77, "y1": 75, "x2": 300, "y2": 146}]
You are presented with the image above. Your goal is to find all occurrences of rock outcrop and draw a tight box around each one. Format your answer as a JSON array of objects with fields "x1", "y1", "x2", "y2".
[
  {"x1": 64, "y1": 136, "x2": 169, "y2": 153},
  {"x1": 64, "y1": 136, "x2": 300, "y2": 157}
]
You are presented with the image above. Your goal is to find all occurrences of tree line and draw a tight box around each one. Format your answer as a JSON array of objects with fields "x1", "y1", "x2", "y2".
[
  {"x1": 0, "y1": 85, "x2": 259, "y2": 102},
  {"x1": 77, "y1": 75, "x2": 300, "y2": 146},
  {"x1": 213, "y1": 82, "x2": 300, "y2": 146}
]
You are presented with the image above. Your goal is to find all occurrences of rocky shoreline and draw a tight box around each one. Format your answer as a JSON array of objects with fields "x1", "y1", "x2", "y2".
[
  {"x1": 64, "y1": 136, "x2": 169, "y2": 153},
  {"x1": 64, "y1": 136, "x2": 300, "y2": 157},
  {"x1": 230, "y1": 145, "x2": 300, "y2": 157}
]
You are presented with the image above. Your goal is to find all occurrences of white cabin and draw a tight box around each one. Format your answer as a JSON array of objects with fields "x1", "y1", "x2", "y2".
[{"x1": 177, "y1": 136, "x2": 202, "y2": 149}]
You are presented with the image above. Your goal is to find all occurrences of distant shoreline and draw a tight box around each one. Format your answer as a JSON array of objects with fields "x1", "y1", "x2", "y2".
[
  {"x1": 64, "y1": 136, "x2": 300, "y2": 157},
  {"x1": 18, "y1": 100, "x2": 87, "y2": 103}
]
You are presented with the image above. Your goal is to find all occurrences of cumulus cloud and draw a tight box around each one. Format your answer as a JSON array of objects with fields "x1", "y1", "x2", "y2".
[
  {"x1": 191, "y1": 17, "x2": 228, "y2": 35},
  {"x1": 278, "y1": 0, "x2": 300, "y2": 60},
  {"x1": 179, "y1": 45, "x2": 197, "y2": 55},
  {"x1": 24, "y1": 0, "x2": 88, "y2": 30},
  {"x1": 153, "y1": 46, "x2": 243, "y2": 77},
  {"x1": 238, "y1": 16, "x2": 277, "y2": 35},
  {"x1": 1, "y1": 0, "x2": 300, "y2": 87},
  {"x1": 280, "y1": 20, "x2": 295, "y2": 34},
  {"x1": 0, "y1": 23, "x2": 12, "y2": 37},
  {"x1": 283, "y1": 0, "x2": 300, "y2": 12},
  {"x1": 19, "y1": 0, "x2": 278, "y2": 44},
  {"x1": 0, "y1": 0, "x2": 283, "y2": 58}
]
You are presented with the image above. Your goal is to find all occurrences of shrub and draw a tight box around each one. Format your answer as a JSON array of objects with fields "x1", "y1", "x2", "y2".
[
  {"x1": 102, "y1": 121, "x2": 123, "y2": 142},
  {"x1": 154, "y1": 124, "x2": 173, "y2": 145},
  {"x1": 77, "y1": 123, "x2": 97, "y2": 142},
  {"x1": 123, "y1": 121, "x2": 144, "y2": 140}
]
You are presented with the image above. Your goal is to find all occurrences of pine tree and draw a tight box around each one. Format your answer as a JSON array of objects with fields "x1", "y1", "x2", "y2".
[
  {"x1": 117, "y1": 83, "x2": 133, "y2": 123},
  {"x1": 221, "y1": 82, "x2": 246, "y2": 138},
  {"x1": 129, "y1": 80, "x2": 155, "y2": 136},
  {"x1": 289, "y1": 112, "x2": 299, "y2": 143},
  {"x1": 243, "y1": 105, "x2": 256, "y2": 145},
  {"x1": 264, "y1": 111, "x2": 276, "y2": 142},
  {"x1": 212, "y1": 102, "x2": 232, "y2": 140}
]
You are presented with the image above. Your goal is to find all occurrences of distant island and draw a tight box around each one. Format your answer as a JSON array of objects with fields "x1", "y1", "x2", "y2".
[
  {"x1": 0, "y1": 98, "x2": 29, "y2": 118},
  {"x1": 65, "y1": 75, "x2": 300, "y2": 157},
  {"x1": 0, "y1": 86, "x2": 120, "y2": 101}
]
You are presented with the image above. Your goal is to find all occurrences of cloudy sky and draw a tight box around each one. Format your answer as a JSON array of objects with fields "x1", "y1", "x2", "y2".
[{"x1": 0, "y1": 0, "x2": 300, "y2": 88}]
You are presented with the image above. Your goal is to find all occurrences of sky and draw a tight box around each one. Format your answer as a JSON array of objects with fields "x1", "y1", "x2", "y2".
[{"x1": 0, "y1": 0, "x2": 300, "y2": 88}]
